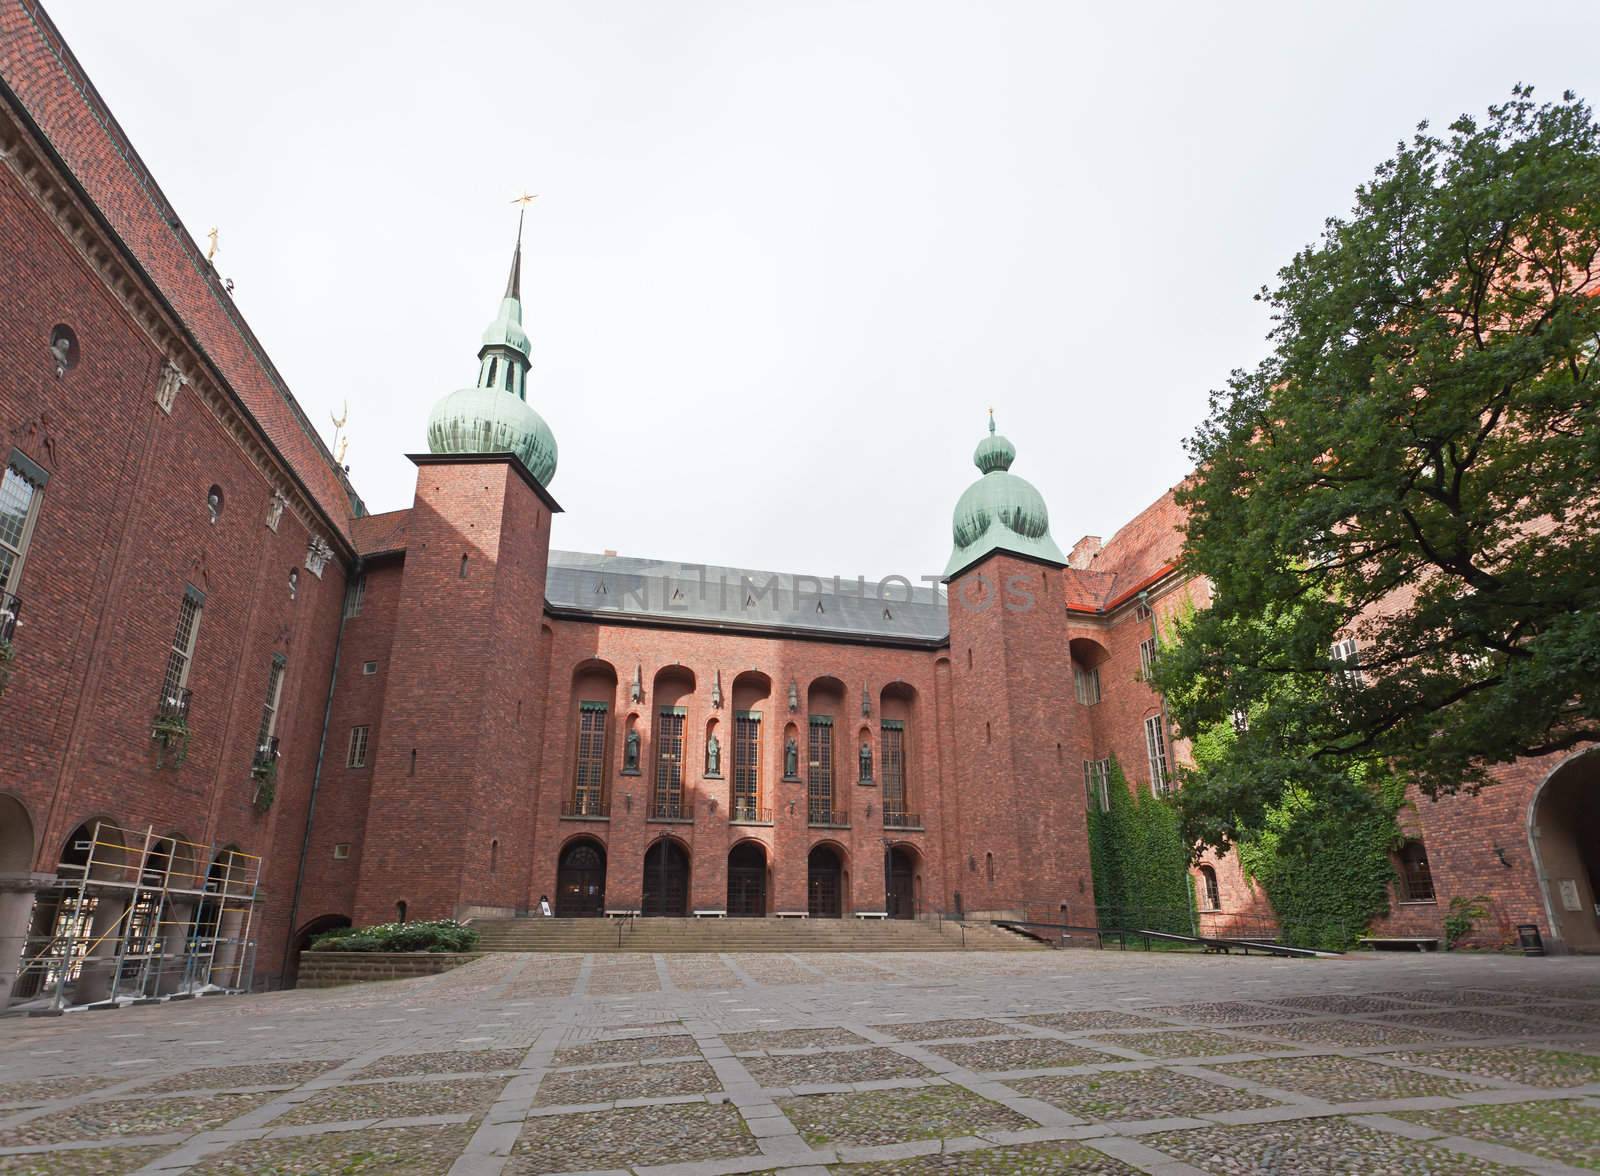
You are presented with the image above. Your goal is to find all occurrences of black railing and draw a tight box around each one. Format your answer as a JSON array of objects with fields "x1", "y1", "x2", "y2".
[
  {"x1": 562, "y1": 795, "x2": 609, "y2": 818},
  {"x1": 650, "y1": 798, "x2": 687, "y2": 820},
  {"x1": 156, "y1": 687, "x2": 192, "y2": 722},
  {"x1": 808, "y1": 808, "x2": 850, "y2": 827},
  {"x1": 0, "y1": 591, "x2": 19, "y2": 643},
  {"x1": 252, "y1": 735, "x2": 279, "y2": 772},
  {"x1": 883, "y1": 810, "x2": 922, "y2": 829},
  {"x1": 730, "y1": 803, "x2": 772, "y2": 823}
]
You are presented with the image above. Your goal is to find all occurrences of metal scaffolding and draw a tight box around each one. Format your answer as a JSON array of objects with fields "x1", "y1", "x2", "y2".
[{"x1": 11, "y1": 821, "x2": 262, "y2": 1010}]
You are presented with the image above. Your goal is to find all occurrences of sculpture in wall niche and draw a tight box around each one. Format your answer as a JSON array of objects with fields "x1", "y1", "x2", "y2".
[
  {"x1": 859, "y1": 742, "x2": 873, "y2": 783},
  {"x1": 706, "y1": 733, "x2": 721, "y2": 776},
  {"x1": 265, "y1": 491, "x2": 287, "y2": 531},
  {"x1": 623, "y1": 728, "x2": 641, "y2": 774},
  {"x1": 155, "y1": 361, "x2": 183, "y2": 413},
  {"x1": 784, "y1": 736, "x2": 799, "y2": 779},
  {"x1": 305, "y1": 535, "x2": 333, "y2": 578}
]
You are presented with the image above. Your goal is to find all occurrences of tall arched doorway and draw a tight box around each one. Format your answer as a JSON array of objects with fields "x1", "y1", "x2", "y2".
[
  {"x1": 886, "y1": 845, "x2": 919, "y2": 919},
  {"x1": 728, "y1": 842, "x2": 767, "y2": 917},
  {"x1": 1530, "y1": 749, "x2": 1600, "y2": 952},
  {"x1": 808, "y1": 844, "x2": 844, "y2": 918},
  {"x1": 555, "y1": 839, "x2": 607, "y2": 917},
  {"x1": 0, "y1": 794, "x2": 36, "y2": 1003},
  {"x1": 641, "y1": 839, "x2": 689, "y2": 917}
]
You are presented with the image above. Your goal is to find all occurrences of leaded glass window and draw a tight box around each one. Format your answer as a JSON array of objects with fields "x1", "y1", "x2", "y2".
[
  {"x1": 573, "y1": 702, "x2": 607, "y2": 814},
  {"x1": 653, "y1": 708, "x2": 685, "y2": 817},
  {"x1": 733, "y1": 711, "x2": 760, "y2": 820},
  {"x1": 808, "y1": 716, "x2": 834, "y2": 822},
  {"x1": 882, "y1": 719, "x2": 906, "y2": 817}
]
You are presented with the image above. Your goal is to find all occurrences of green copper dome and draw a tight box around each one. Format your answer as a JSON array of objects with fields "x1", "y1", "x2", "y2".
[
  {"x1": 944, "y1": 413, "x2": 1066, "y2": 577},
  {"x1": 427, "y1": 387, "x2": 557, "y2": 486},
  {"x1": 425, "y1": 218, "x2": 558, "y2": 487}
]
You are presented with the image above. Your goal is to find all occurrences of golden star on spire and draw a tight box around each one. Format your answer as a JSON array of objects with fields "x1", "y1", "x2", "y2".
[{"x1": 511, "y1": 192, "x2": 539, "y2": 208}]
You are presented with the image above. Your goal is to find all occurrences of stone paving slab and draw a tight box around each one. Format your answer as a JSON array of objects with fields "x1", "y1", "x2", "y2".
[
  {"x1": 780, "y1": 1086, "x2": 1037, "y2": 1149},
  {"x1": 1, "y1": 949, "x2": 1597, "y2": 1174}
]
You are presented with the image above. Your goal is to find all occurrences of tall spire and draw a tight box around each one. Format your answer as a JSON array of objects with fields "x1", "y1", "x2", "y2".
[{"x1": 504, "y1": 209, "x2": 524, "y2": 300}]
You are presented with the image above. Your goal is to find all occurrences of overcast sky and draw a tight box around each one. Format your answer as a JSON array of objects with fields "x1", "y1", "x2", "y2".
[{"x1": 49, "y1": 1, "x2": 1600, "y2": 583}]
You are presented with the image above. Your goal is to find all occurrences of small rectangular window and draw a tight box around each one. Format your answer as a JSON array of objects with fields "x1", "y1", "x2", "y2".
[
  {"x1": 332, "y1": 843, "x2": 350, "y2": 860},
  {"x1": 1133, "y1": 600, "x2": 1152, "y2": 622},
  {"x1": 347, "y1": 725, "x2": 370, "y2": 768},
  {"x1": 345, "y1": 574, "x2": 366, "y2": 618},
  {"x1": 1144, "y1": 716, "x2": 1169, "y2": 795},
  {"x1": 1138, "y1": 637, "x2": 1159, "y2": 680},
  {"x1": 362, "y1": 660, "x2": 378, "y2": 675},
  {"x1": 1073, "y1": 664, "x2": 1101, "y2": 706}
]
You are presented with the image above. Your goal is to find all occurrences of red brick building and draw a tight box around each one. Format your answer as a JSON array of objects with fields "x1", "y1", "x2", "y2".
[{"x1": 1, "y1": 1, "x2": 1594, "y2": 1007}]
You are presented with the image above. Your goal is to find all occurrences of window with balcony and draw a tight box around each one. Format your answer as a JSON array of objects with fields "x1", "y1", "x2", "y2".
[
  {"x1": 732, "y1": 710, "x2": 761, "y2": 821},
  {"x1": 570, "y1": 701, "x2": 608, "y2": 816},
  {"x1": 808, "y1": 716, "x2": 839, "y2": 824},
  {"x1": 652, "y1": 707, "x2": 686, "y2": 818},
  {"x1": 1144, "y1": 715, "x2": 1170, "y2": 795},
  {"x1": 881, "y1": 719, "x2": 916, "y2": 827}
]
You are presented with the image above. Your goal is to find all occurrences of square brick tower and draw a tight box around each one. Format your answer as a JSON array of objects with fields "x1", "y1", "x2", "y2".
[
  {"x1": 942, "y1": 416, "x2": 1095, "y2": 923},
  {"x1": 353, "y1": 221, "x2": 562, "y2": 924}
]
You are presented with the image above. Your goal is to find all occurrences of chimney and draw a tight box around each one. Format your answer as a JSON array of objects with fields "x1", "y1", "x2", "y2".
[{"x1": 1067, "y1": 535, "x2": 1102, "y2": 570}]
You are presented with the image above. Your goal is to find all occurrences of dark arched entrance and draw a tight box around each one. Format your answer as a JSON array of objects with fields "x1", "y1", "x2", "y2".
[
  {"x1": 285, "y1": 914, "x2": 351, "y2": 989},
  {"x1": 556, "y1": 840, "x2": 606, "y2": 917},
  {"x1": 642, "y1": 839, "x2": 689, "y2": 917},
  {"x1": 1530, "y1": 749, "x2": 1600, "y2": 952},
  {"x1": 728, "y1": 842, "x2": 767, "y2": 917},
  {"x1": 808, "y1": 844, "x2": 843, "y2": 918},
  {"x1": 886, "y1": 846, "x2": 917, "y2": 919}
]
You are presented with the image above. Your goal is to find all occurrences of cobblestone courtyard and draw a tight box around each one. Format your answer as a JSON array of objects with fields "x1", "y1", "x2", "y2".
[{"x1": 2, "y1": 948, "x2": 1598, "y2": 1174}]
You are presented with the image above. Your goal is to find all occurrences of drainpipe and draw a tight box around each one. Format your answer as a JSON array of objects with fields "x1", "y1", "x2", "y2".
[{"x1": 280, "y1": 558, "x2": 359, "y2": 982}]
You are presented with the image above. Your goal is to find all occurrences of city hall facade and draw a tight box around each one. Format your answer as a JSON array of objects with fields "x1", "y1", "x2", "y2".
[{"x1": 1, "y1": 0, "x2": 1596, "y2": 1002}]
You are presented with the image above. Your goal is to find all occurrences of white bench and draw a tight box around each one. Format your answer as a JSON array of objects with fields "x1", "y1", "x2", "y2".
[
  {"x1": 775, "y1": 910, "x2": 809, "y2": 918},
  {"x1": 854, "y1": 911, "x2": 889, "y2": 920},
  {"x1": 693, "y1": 909, "x2": 727, "y2": 918}
]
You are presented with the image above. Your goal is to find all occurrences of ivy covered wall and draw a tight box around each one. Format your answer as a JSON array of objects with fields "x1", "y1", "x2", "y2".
[{"x1": 1087, "y1": 757, "x2": 1195, "y2": 935}]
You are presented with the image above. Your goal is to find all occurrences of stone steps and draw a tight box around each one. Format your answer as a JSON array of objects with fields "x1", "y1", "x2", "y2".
[{"x1": 468, "y1": 917, "x2": 1042, "y2": 952}]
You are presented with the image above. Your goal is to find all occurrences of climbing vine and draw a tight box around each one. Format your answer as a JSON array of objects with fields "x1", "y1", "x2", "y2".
[
  {"x1": 1236, "y1": 765, "x2": 1405, "y2": 951},
  {"x1": 1087, "y1": 757, "x2": 1195, "y2": 935}
]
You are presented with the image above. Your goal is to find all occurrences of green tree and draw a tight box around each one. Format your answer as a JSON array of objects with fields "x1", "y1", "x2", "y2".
[{"x1": 1157, "y1": 86, "x2": 1600, "y2": 851}]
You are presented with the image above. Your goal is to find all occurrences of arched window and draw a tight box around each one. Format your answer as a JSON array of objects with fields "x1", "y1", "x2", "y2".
[
  {"x1": 1396, "y1": 840, "x2": 1435, "y2": 902},
  {"x1": 490, "y1": 839, "x2": 499, "y2": 874},
  {"x1": 1197, "y1": 865, "x2": 1220, "y2": 911},
  {"x1": 395, "y1": 900, "x2": 408, "y2": 923},
  {"x1": 985, "y1": 852, "x2": 995, "y2": 883}
]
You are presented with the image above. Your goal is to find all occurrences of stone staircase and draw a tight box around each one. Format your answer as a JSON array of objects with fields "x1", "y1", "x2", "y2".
[{"x1": 469, "y1": 916, "x2": 1043, "y2": 953}]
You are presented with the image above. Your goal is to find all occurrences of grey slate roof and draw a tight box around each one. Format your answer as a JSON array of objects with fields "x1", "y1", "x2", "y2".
[{"x1": 545, "y1": 551, "x2": 949, "y2": 643}]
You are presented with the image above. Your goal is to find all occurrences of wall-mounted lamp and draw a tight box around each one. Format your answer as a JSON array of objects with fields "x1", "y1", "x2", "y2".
[{"x1": 1493, "y1": 846, "x2": 1512, "y2": 868}]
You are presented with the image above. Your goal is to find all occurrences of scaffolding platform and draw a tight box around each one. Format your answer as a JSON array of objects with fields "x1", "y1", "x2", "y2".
[{"x1": 9, "y1": 821, "x2": 262, "y2": 1012}]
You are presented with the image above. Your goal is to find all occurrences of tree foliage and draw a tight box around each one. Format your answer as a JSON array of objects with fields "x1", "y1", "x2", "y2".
[{"x1": 1158, "y1": 86, "x2": 1600, "y2": 848}]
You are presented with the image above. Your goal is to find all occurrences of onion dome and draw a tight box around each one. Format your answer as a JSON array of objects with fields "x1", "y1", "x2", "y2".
[
  {"x1": 425, "y1": 216, "x2": 558, "y2": 487},
  {"x1": 944, "y1": 412, "x2": 1066, "y2": 577}
]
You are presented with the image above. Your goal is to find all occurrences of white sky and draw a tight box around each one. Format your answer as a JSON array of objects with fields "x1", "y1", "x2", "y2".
[{"x1": 49, "y1": 1, "x2": 1600, "y2": 583}]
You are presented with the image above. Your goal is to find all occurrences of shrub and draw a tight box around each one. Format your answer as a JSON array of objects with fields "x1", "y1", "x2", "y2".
[
  {"x1": 1087, "y1": 757, "x2": 1196, "y2": 936},
  {"x1": 309, "y1": 918, "x2": 479, "y2": 954}
]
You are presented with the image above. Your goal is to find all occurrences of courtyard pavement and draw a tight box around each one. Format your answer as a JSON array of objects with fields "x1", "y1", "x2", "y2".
[{"x1": 1, "y1": 947, "x2": 1598, "y2": 1174}]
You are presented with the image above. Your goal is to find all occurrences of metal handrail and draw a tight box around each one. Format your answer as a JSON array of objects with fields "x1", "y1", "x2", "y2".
[{"x1": 807, "y1": 809, "x2": 850, "y2": 827}]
